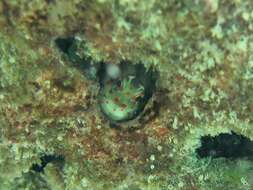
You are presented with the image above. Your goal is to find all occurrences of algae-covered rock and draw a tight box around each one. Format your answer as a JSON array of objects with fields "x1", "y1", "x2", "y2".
[{"x1": 0, "y1": 0, "x2": 253, "y2": 190}]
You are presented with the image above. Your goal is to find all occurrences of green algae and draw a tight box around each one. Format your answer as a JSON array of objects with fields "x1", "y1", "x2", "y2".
[{"x1": 0, "y1": 0, "x2": 253, "y2": 190}]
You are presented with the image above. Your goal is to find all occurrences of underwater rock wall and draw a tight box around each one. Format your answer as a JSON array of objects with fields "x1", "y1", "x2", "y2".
[{"x1": 0, "y1": 0, "x2": 253, "y2": 189}]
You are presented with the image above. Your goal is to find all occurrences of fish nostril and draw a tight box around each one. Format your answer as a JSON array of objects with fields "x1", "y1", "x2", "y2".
[{"x1": 106, "y1": 63, "x2": 121, "y2": 79}]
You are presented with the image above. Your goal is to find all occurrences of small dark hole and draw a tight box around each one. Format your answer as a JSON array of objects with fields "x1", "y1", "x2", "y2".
[
  {"x1": 196, "y1": 131, "x2": 253, "y2": 159},
  {"x1": 55, "y1": 37, "x2": 101, "y2": 80},
  {"x1": 55, "y1": 37, "x2": 75, "y2": 54},
  {"x1": 31, "y1": 154, "x2": 64, "y2": 173},
  {"x1": 109, "y1": 122, "x2": 121, "y2": 129},
  {"x1": 53, "y1": 78, "x2": 75, "y2": 92}
]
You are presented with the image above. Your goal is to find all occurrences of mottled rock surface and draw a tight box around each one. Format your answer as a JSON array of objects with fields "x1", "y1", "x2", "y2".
[{"x1": 0, "y1": 0, "x2": 253, "y2": 189}]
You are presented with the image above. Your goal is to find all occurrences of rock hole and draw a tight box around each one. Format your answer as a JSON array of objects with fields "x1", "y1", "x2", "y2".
[
  {"x1": 55, "y1": 37, "x2": 100, "y2": 80},
  {"x1": 98, "y1": 62, "x2": 157, "y2": 122},
  {"x1": 53, "y1": 77, "x2": 75, "y2": 92},
  {"x1": 31, "y1": 154, "x2": 64, "y2": 173},
  {"x1": 196, "y1": 131, "x2": 253, "y2": 159},
  {"x1": 55, "y1": 37, "x2": 75, "y2": 54}
]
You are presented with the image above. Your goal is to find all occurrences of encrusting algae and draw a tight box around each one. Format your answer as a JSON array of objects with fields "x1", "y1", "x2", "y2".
[{"x1": 0, "y1": 0, "x2": 253, "y2": 190}]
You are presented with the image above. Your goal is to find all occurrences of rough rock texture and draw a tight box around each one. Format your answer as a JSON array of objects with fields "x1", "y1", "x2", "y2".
[{"x1": 0, "y1": 0, "x2": 253, "y2": 190}]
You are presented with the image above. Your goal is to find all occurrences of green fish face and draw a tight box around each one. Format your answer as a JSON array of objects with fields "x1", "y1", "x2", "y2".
[{"x1": 99, "y1": 62, "x2": 156, "y2": 122}]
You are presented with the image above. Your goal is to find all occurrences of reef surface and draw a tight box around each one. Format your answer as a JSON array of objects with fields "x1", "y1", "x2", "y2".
[{"x1": 0, "y1": 0, "x2": 253, "y2": 190}]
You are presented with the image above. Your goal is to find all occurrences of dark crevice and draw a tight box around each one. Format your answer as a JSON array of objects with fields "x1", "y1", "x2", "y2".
[
  {"x1": 31, "y1": 154, "x2": 65, "y2": 173},
  {"x1": 2, "y1": 1, "x2": 13, "y2": 26},
  {"x1": 53, "y1": 77, "x2": 75, "y2": 92},
  {"x1": 55, "y1": 37, "x2": 101, "y2": 80},
  {"x1": 109, "y1": 122, "x2": 121, "y2": 129},
  {"x1": 196, "y1": 131, "x2": 253, "y2": 159},
  {"x1": 55, "y1": 37, "x2": 159, "y2": 124},
  {"x1": 55, "y1": 37, "x2": 75, "y2": 54}
]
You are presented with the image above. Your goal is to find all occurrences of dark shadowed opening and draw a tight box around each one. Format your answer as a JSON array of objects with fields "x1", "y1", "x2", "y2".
[
  {"x1": 55, "y1": 37, "x2": 100, "y2": 80},
  {"x1": 31, "y1": 154, "x2": 65, "y2": 173},
  {"x1": 196, "y1": 131, "x2": 253, "y2": 159},
  {"x1": 55, "y1": 37, "x2": 75, "y2": 54}
]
